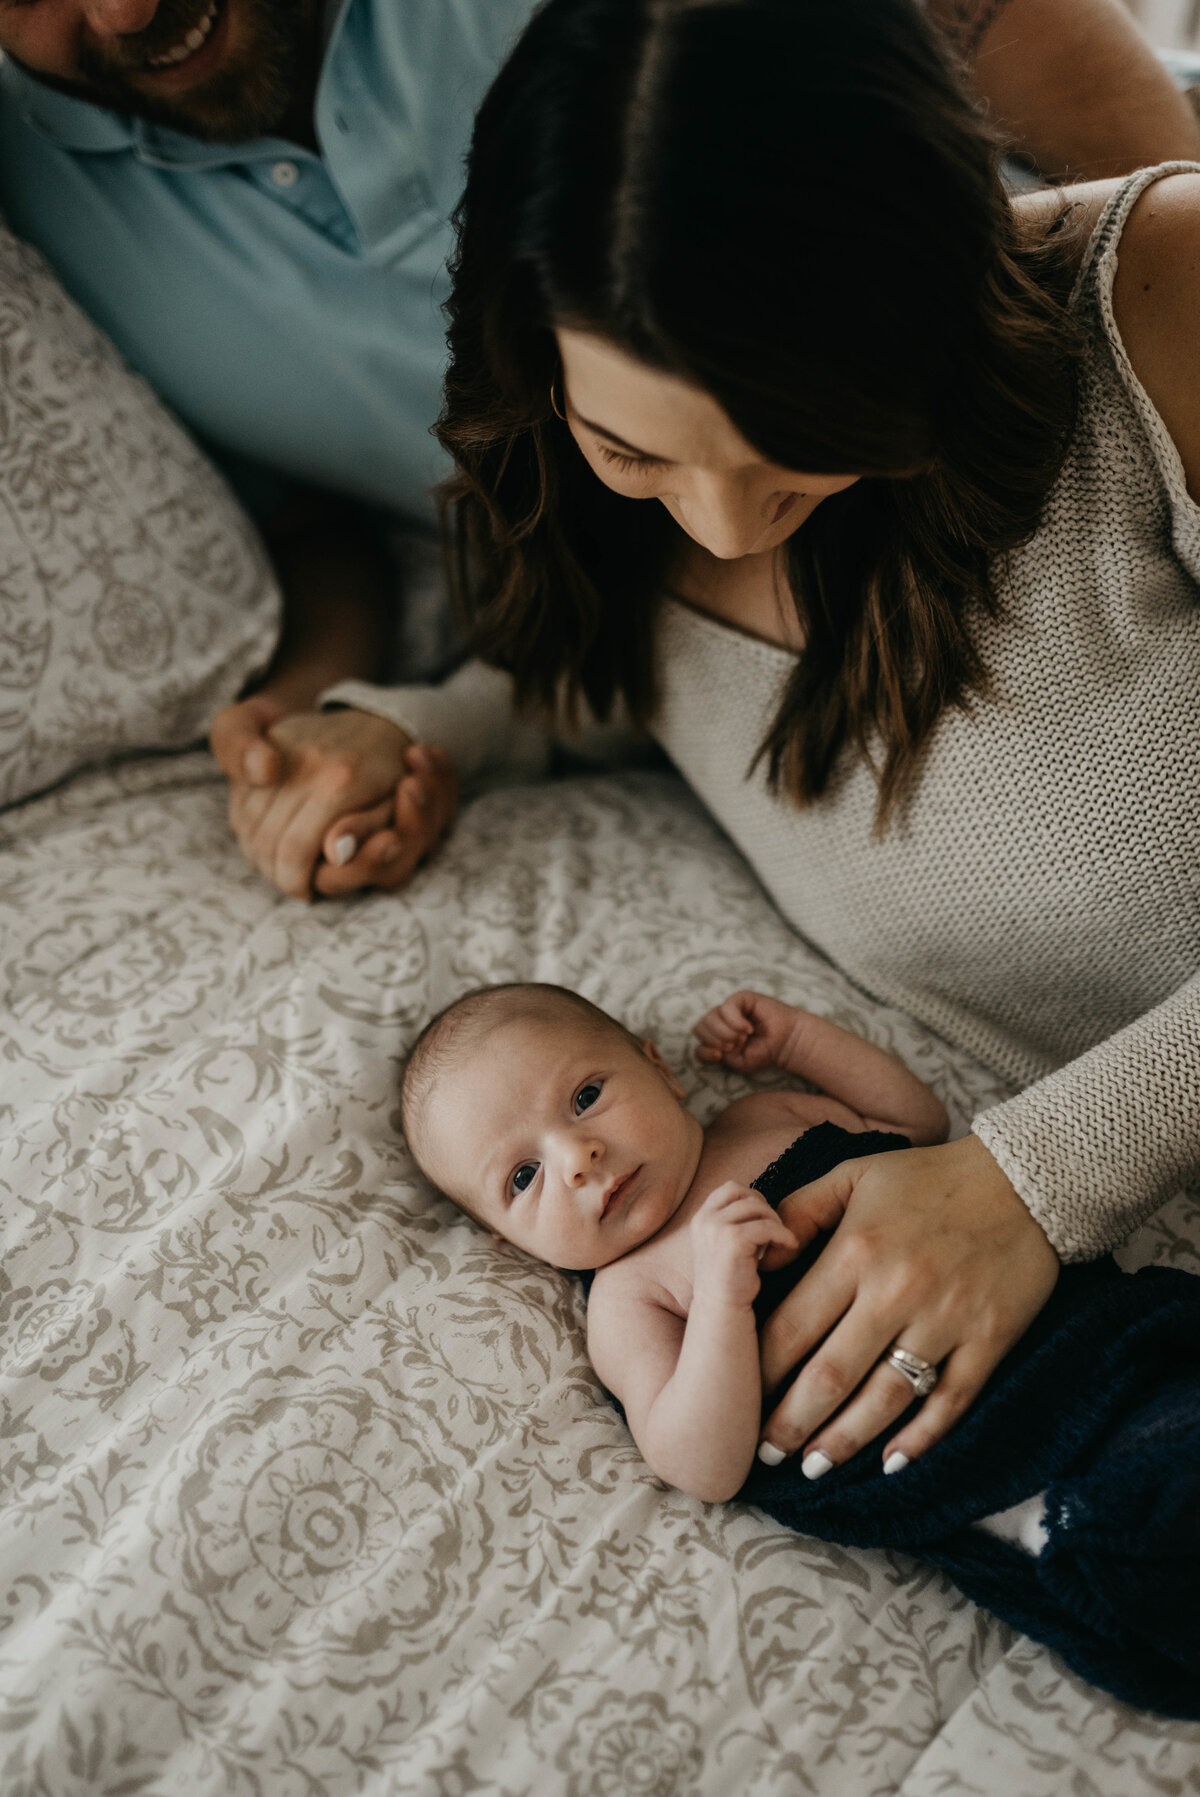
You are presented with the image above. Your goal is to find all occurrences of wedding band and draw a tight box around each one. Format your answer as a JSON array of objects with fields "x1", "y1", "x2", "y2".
[{"x1": 885, "y1": 1345, "x2": 939, "y2": 1399}]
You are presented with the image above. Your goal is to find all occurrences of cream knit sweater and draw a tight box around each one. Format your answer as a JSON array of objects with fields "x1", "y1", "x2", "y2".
[{"x1": 326, "y1": 165, "x2": 1200, "y2": 1262}]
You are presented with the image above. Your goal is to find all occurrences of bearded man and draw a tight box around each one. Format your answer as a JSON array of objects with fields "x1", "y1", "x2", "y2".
[{"x1": 0, "y1": 0, "x2": 1196, "y2": 899}]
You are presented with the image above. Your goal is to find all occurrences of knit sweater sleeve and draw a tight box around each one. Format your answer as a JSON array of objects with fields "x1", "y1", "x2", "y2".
[
  {"x1": 972, "y1": 972, "x2": 1200, "y2": 1261},
  {"x1": 319, "y1": 660, "x2": 646, "y2": 788}
]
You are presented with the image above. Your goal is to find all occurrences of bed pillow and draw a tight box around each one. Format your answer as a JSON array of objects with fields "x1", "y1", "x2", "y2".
[{"x1": 0, "y1": 225, "x2": 280, "y2": 807}]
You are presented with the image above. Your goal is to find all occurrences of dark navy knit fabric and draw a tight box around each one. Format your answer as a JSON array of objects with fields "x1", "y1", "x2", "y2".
[{"x1": 586, "y1": 1122, "x2": 1200, "y2": 1717}]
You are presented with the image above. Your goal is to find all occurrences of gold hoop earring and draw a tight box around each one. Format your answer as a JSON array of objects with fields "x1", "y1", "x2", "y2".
[{"x1": 549, "y1": 379, "x2": 567, "y2": 422}]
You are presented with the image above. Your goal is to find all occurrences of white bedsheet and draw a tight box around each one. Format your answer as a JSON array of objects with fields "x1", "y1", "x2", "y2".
[{"x1": 2, "y1": 754, "x2": 1197, "y2": 1795}]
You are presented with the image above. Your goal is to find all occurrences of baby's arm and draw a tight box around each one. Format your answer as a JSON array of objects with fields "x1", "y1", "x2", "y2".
[
  {"x1": 696, "y1": 991, "x2": 948, "y2": 1144},
  {"x1": 588, "y1": 1183, "x2": 796, "y2": 1503}
]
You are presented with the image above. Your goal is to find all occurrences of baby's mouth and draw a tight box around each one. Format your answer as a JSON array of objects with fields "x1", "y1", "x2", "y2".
[{"x1": 601, "y1": 1168, "x2": 639, "y2": 1219}]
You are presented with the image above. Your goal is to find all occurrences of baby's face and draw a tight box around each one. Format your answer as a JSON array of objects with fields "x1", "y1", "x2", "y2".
[{"x1": 420, "y1": 1014, "x2": 704, "y2": 1269}]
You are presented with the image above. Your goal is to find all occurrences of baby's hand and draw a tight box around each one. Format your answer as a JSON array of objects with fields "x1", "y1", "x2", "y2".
[
  {"x1": 690, "y1": 1182, "x2": 798, "y2": 1309},
  {"x1": 694, "y1": 990, "x2": 804, "y2": 1074}
]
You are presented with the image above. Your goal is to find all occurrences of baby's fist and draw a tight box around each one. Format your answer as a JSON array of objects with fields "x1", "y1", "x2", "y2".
[
  {"x1": 690, "y1": 1181, "x2": 798, "y2": 1307},
  {"x1": 694, "y1": 990, "x2": 803, "y2": 1074}
]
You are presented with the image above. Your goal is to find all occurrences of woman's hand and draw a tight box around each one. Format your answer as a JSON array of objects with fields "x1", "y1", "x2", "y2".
[
  {"x1": 757, "y1": 1135, "x2": 1059, "y2": 1475},
  {"x1": 211, "y1": 704, "x2": 456, "y2": 899}
]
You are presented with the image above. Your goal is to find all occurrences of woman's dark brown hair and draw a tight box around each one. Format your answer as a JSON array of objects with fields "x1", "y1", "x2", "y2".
[{"x1": 437, "y1": 0, "x2": 1082, "y2": 822}]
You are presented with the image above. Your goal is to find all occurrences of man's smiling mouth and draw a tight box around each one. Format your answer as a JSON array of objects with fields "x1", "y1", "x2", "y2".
[{"x1": 145, "y1": 0, "x2": 221, "y2": 71}]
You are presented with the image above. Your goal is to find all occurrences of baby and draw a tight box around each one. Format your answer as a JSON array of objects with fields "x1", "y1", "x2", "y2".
[
  {"x1": 401, "y1": 980, "x2": 947, "y2": 1502},
  {"x1": 402, "y1": 982, "x2": 1200, "y2": 1719}
]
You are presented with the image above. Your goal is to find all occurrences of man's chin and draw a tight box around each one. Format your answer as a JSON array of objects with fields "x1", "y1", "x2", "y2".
[
  {"x1": 13, "y1": 60, "x2": 289, "y2": 144},
  {"x1": 8, "y1": 0, "x2": 309, "y2": 145}
]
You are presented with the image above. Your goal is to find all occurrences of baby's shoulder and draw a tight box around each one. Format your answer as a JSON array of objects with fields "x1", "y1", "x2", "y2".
[{"x1": 707, "y1": 1088, "x2": 866, "y2": 1143}]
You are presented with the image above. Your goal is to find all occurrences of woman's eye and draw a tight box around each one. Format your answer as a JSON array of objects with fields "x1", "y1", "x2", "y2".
[
  {"x1": 510, "y1": 1162, "x2": 538, "y2": 1195},
  {"x1": 598, "y1": 446, "x2": 657, "y2": 476},
  {"x1": 574, "y1": 1082, "x2": 602, "y2": 1114}
]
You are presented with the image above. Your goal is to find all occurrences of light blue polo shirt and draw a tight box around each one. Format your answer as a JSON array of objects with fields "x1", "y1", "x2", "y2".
[{"x1": 0, "y1": 0, "x2": 536, "y2": 523}]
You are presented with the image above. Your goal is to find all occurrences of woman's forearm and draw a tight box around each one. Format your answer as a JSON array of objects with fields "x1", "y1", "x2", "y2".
[
  {"x1": 637, "y1": 1297, "x2": 763, "y2": 1502},
  {"x1": 972, "y1": 972, "x2": 1200, "y2": 1260}
]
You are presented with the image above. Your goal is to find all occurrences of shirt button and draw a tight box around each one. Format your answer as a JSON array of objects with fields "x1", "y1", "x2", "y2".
[{"x1": 271, "y1": 160, "x2": 300, "y2": 188}]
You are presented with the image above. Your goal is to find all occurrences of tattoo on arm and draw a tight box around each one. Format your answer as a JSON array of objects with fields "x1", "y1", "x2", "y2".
[{"x1": 938, "y1": 1, "x2": 1016, "y2": 63}]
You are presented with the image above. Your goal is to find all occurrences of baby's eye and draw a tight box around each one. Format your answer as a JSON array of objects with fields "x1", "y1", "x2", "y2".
[
  {"x1": 574, "y1": 1082, "x2": 602, "y2": 1114},
  {"x1": 510, "y1": 1162, "x2": 538, "y2": 1196}
]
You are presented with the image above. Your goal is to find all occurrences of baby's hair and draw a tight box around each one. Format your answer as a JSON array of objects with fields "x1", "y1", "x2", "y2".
[{"x1": 400, "y1": 982, "x2": 640, "y2": 1192}]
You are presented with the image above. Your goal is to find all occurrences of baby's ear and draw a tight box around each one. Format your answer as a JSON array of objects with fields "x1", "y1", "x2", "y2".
[{"x1": 641, "y1": 1038, "x2": 686, "y2": 1099}]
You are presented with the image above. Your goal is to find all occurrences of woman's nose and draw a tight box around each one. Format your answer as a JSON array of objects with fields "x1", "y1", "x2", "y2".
[
  {"x1": 674, "y1": 475, "x2": 779, "y2": 560},
  {"x1": 82, "y1": 0, "x2": 162, "y2": 37}
]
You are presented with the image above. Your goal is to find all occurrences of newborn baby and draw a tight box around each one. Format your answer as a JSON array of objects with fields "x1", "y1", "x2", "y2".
[
  {"x1": 401, "y1": 980, "x2": 947, "y2": 1500},
  {"x1": 401, "y1": 982, "x2": 1200, "y2": 1718}
]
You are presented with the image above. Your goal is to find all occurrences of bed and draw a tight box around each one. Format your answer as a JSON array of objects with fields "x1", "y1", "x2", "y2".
[{"x1": 3, "y1": 748, "x2": 1198, "y2": 1796}]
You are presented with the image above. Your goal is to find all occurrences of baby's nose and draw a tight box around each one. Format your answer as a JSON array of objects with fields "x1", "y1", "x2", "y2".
[{"x1": 567, "y1": 1138, "x2": 604, "y2": 1184}]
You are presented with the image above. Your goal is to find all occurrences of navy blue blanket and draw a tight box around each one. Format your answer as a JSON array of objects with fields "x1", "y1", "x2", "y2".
[{"x1": 585, "y1": 1123, "x2": 1200, "y2": 1717}]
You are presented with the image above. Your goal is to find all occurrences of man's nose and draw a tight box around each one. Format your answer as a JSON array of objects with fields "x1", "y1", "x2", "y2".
[{"x1": 82, "y1": 0, "x2": 162, "y2": 37}]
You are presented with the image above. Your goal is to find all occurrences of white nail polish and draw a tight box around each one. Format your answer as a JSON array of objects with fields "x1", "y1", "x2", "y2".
[
  {"x1": 333, "y1": 835, "x2": 357, "y2": 866},
  {"x1": 883, "y1": 1451, "x2": 910, "y2": 1476},
  {"x1": 757, "y1": 1441, "x2": 787, "y2": 1467},
  {"x1": 800, "y1": 1450, "x2": 834, "y2": 1481}
]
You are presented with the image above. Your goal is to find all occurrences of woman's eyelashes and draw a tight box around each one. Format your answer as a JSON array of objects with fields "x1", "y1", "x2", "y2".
[{"x1": 597, "y1": 444, "x2": 659, "y2": 476}]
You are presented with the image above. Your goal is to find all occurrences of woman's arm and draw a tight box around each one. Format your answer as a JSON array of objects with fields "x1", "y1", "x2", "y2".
[
  {"x1": 931, "y1": 0, "x2": 1200, "y2": 181},
  {"x1": 747, "y1": 169, "x2": 1200, "y2": 1477},
  {"x1": 755, "y1": 971, "x2": 1200, "y2": 1478}
]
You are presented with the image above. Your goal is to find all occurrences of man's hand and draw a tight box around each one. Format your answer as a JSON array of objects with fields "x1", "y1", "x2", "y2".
[
  {"x1": 755, "y1": 1135, "x2": 1059, "y2": 1475},
  {"x1": 211, "y1": 704, "x2": 455, "y2": 899},
  {"x1": 690, "y1": 1181, "x2": 798, "y2": 1311},
  {"x1": 694, "y1": 990, "x2": 805, "y2": 1074}
]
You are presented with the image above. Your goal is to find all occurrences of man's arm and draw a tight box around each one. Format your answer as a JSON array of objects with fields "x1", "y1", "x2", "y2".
[
  {"x1": 208, "y1": 496, "x2": 455, "y2": 898},
  {"x1": 931, "y1": 0, "x2": 1200, "y2": 180}
]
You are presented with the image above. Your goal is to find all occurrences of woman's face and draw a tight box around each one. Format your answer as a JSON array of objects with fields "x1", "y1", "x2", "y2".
[{"x1": 556, "y1": 328, "x2": 860, "y2": 561}]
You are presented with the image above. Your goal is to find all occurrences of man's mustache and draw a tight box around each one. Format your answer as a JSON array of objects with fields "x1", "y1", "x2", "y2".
[{"x1": 88, "y1": 0, "x2": 220, "y2": 75}]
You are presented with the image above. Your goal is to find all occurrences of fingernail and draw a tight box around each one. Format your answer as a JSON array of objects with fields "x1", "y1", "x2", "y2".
[
  {"x1": 376, "y1": 840, "x2": 400, "y2": 864},
  {"x1": 333, "y1": 835, "x2": 357, "y2": 866},
  {"x1": 883, "y1": 1451, "x2": 910, "y2": 1476},
  {"x1": 801, "y1": 1450, "x2": 834, "y2": 1481},
  {"x1": 757, "y1": 1442, "x2": 787, "y2": 1467}
]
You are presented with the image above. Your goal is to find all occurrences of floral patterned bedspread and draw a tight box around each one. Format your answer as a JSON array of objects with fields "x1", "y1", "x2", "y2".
[{"x1": 2, "y1": 756, "x2": 1197, "y2": 1796}]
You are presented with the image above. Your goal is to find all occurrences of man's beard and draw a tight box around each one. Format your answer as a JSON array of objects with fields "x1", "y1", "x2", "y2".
[{"x1": 19, "y1": 0, "x2": 315, "y2": 144}]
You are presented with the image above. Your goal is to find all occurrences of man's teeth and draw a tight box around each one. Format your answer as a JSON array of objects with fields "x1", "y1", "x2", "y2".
[{"x1": 147, "y1": 2, "x2": 219, "y2": 69}]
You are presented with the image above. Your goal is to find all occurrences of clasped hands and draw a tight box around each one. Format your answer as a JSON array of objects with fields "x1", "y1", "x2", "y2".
[{"x1": 209, "y1": 695, "x2": 457, "y2": 899}]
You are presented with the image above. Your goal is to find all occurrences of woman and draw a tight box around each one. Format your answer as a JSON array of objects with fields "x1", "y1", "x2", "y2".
[{"x1": 324, "y1": 0, "x2": 1200, "y2": 1482}]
